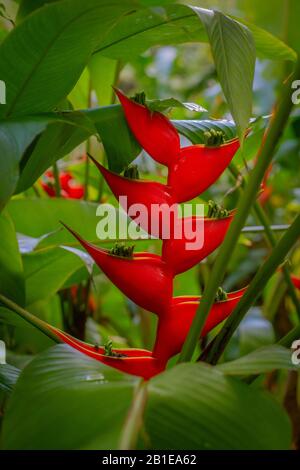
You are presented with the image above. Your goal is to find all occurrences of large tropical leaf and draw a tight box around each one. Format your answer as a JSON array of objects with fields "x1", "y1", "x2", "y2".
[
  {"x1": 16, "y1": 106, "x2": 140, "y2": 192},
  {"x1": 173, "y1": 118, "x2": 237, "y2": 143},
  {"x1": 144, "y1": 362, "x2": 291, "y2": 450},
  {"x1": 95, "y1": 3, "x2": 295, "y2": 63},
  {"x1": 193, "y1": 8, "x2": 255, "y2": 140},
  {"x1": 0, "y1": 118, "x2": 48, "y2": 210},
  {"x1": 218, "y1": 345, "x2": 300, "y2": 375},
  {"x1": 0, "y1": 0, "x2": 136, "y2": 118},
  {"x1": 0, "y1": 364, "x2": 20, "y2": 409},
  {"x1": 0, "y1": 211, "x2": 25, "y2": 306},
  {"x1": 2, "y1": 344, "x2": 136, "y2": 449}
]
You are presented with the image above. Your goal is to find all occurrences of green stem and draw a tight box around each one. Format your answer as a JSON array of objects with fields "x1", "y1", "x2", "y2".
[
  {"x1": 0, "y1": 294, "x2": 61, "y2": 344},
  {"x1": 52, "y1": 162, "x2": 60, "y2": 197},
  {"x1": 203, "y1": 213, "x2": 300, "y2": 364},
  {"x1": 178, "y1": 58, "x2": 300, "y2": 363},
  {"x1": 119, "y1": 379, "x2": 147, "y2": 450}
]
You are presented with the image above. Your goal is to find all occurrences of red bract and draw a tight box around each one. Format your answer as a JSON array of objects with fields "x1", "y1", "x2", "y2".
[
  {"x1": 152, "y1": 288, "x2": 247, "y2": 362},
  {"x1": 115, "y1": 88, "x2": 180, "y2": 167},
  {"x1": 63, "y1": 225, "x2": 173, "y2": 315},
  {"x1": 48, "y1": 327, "x2": 164, "y2": 380},
  {"x1": 89, "y1": 156, "x2": 173, "y2": 238},
  {"x1": 41, "y1": 170, "x2": 84, "y2": 199},
  {"x1": 168, "y1": 140, "x2": 240, "y2": 203},
  {"x1": 162, "y1": 213, "x2": 234, "y2": 275}
]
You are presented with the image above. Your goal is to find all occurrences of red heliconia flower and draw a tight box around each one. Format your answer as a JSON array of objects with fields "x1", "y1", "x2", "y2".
[
  {"x1": 46, "y1": 326, "x2": 164, "y2": 380},
  {"x1": 63, "y1": 224, "x2": 173, "y2": 315},
  {"x1": 152, "y1": 287, "x2": 247, "y2": 362},
  {"x1": 41, "y1": 170, "x2": 84, "y2": 199},
  {"x1": 115, "y1": 88, "x2": 180, "y2": 168},
  {"x1": 168, "y1": 139, "x2": 240, "y2": 203},
  {"x1": 162, "y1": 212, "x2": 234, "y2": 275},
  {"x1": 291, "y1": 274, "x2": 300, "y2": 290}
]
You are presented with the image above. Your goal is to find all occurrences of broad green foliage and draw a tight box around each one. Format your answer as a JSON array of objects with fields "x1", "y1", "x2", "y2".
[
  {"x1": 0, "y1": 211, "x2": 24, "y2": 305},
  {"x1": 0, "y1": 364, "x2": 20, "y2": 409},
  {"x1": 217, "y1": 345, "x2": 300, "y2": 375},
  {"x1": 0, "y1": 0, "x2": 136, "y2": 117},
  {"x1": 0, "y1": 118, "x2": 48, "y2": 210},
  {"x1": 194, "y1": 8, "x2": 255, "y2": 140},
  {"x1": 145, "y1": 362, "x2": 291, "y2": 450},
  {"x1": 2, "y1": 345, "x2": 136, "y2": 449},
  {"x1": 2, "y1": 348, "x2": 291, "y2": 450}
]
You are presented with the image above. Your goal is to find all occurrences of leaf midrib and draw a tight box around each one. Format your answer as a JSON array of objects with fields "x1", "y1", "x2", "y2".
[
  {"x1": 94, "y1": 12, "x2": 197, "y2": 55},
  {"x1": 6, "y1": 4, "x2": 134, "y2": 117}
]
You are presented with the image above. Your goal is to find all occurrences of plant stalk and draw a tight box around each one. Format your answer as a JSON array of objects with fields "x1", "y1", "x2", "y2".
[
  {"x1": 203, "y1": 213, "x2": 300, "y2": 364},
  {"x1": 230, "y1": 162, "x2": 300, "y2": 318},
  {"x1": 119, "y1": 379, "x2": 147, "y2": 450},
  {"x1": 178, "y1": 58, "x2": 300, "y2": 363},
  {"x1": 0, "y1": 294, "x2": 61, "y2": 344}
]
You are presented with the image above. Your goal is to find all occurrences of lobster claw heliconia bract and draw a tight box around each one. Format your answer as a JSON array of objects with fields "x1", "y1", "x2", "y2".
[
  {"x1": 152, "y1": 287, "x2": 247, "y2": 362},
  {"x1": 115, "y1": 88, "x2": 180, "y2": 168},
  {"x1": 62, "y1": 224, "x2": 173, "y2": 315}
]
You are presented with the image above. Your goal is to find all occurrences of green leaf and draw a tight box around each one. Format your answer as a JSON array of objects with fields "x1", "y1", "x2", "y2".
[
  {"x1": 173, "y1": 118, "x2": 237, "y2": 144},
  {"x1": 23, "y1": 247, "x2": 92, "y2": 305},
  {"x1": 95, "y1": 4, "x2": 207, "y2": 60},
  {"x1": 95, "y1": 3, "x2": 294, "y2": 63},
  {"x1": 89, "y1": 106, "x2": 141, "y2": 173},
  {"x1": 88, "y1": 55, "x2": 118, "y2": 106},
  {"x1": 217, "y1": 345, "x2": 300, "y2": 376},
  {"x1": 238, "y1": 18, "x2": 297, "y2": 63},
  {"x1": 0, "y1": 364, "x2": 20, "y2": 395},
  {"x1": 193, "y1": 8, "x2": 255, "y2": 141},
  {"x1": 0, "y1": 364, "x2": 20, "y2": 409},
  {"x1": 8, "y1": 198, "x2": 100, "y2": 246},
  {"x1": 147, "y1": 97, "x2": 206, "y2": 113},
  {"x1": 16, "y1": 0, "x2": 58, "y2": 23},
  {"x1": 2, "y1": 344, "x2": 136, "y2": 449},
  {"x1": 16, "y1": 105, "x2": 140, "y2": 191},
  {"x1": 0, "y1": 0, "x2": 136, "y2": 118},
  {"x1": 68, "y1": 67, "x2": 90, "y2": 109},
  {"x1": 144, "y1": 362, "x2": 291, "y2": 450},
  {"x1": 0, "y1": 118, "x2": 47, "y2": 210},
  {"x1": 16, "y1": 112, "x2": 94, "y2": 193},
  {"x1": 0, "y1": 211, "x2": 25, "y2": 306}
]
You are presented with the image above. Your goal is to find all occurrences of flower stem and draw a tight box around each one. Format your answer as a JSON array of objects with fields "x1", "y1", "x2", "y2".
[
  {"x1": 119, "y1": 379, "x2": 147, "y2": 450},
  {"x1": 203, "y1": 213, "x2": 300, "y2": 364},
  {"x1": 178, "y1": 58, "x2": 300, "y2": 363}
]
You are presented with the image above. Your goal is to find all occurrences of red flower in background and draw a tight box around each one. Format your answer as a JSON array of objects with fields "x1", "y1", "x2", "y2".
[
  {"x1": 291, "y1": 275, "x2": 300, "y2": 290},
  {"x1": 41, "y1": 170, "x2": 84, "y2": 199}
]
